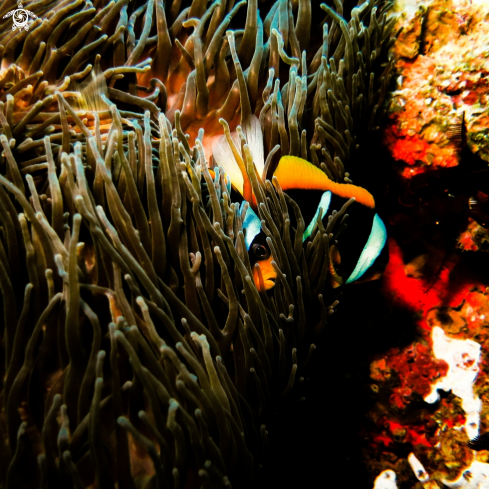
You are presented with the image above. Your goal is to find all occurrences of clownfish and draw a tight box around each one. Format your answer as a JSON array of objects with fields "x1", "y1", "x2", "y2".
[
  {"x1": 212, "y1": 116, "x2": 388, "y2": 291},
  {"x1": 274, "y1": 155, "x2": 388, "y2": 287},
  {"x1": 240, "y1": 203, "x2": 277, "y2": 291}
]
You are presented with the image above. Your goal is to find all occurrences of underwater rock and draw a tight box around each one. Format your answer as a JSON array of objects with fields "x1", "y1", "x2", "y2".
[
  {"x1": 385, "y1": 0, "x2": 489, "y2": 174},
  {"x1": 458, "y1": 219, "x2": 489, "y2": 253},
  {"x1": 425, "y1": 327, "x2": 481, "y2": 441},
  {"x1": 352, "y1": 1, "x2": 489, "y2": 486},
  {"x1": 374, "y1": 469, "x2": 399, "y2": 489},
  {"x1": 370, "y1": 342, "x2": 449, "y2": 410},
  {"x1": 365, "y1": 238, "x2": 489, "y2": 487}
]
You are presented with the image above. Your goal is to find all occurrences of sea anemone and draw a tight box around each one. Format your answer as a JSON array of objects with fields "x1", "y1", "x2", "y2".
[{"x1": 0, "y1": 0, "x2": 398, "y2": 487}]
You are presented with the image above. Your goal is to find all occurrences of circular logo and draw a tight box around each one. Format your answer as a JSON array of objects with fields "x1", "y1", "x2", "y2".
[
  {"x1": 5, "y1": 3, "x2": 36, "y2": 32},
  {"x1": 12, "y1": 8, "x2": 29, "y2": 31}
]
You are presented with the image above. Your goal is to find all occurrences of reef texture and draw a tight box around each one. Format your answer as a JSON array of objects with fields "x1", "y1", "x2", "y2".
[
  {"x1": 384, "y1": 0, "x2": 489, "y2": 177},
  {"x1": 0, "y1": 0, "x2": 397, "y2": 488},
  {"x1": 365, "y1": 235, "x2": 489, "y2": 488},
  {"x1": 364, "y1": 7, "x2": 489, "y2": 484},
  {"x1": 457, "y1": 218, "x2": 489, "y2": 253}
]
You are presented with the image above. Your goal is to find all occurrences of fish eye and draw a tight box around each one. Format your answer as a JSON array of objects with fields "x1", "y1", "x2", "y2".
[{"x1": 251, "y1": 244, "x2": 270, "y2": 259}]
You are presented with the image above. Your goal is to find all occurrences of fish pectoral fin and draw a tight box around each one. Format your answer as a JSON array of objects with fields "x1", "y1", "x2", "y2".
[
  {"x1": 330, "y1": 244, "x2": 341, "y2": 266},
  {"x1": 328, "y1": 259, "x2": 344, "y2": 288}
]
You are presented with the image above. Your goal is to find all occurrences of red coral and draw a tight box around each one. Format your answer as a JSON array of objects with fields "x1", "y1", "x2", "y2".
[
  {"x1": 372, "y1": 432, "x2": 394, "y2": 448},
  {"x1": 370, "y1": 418, "x2": 434, "y2": 450},
  {"x1": 387, "y1": 420, "x2": 432, "y2": 447},
  {"x1": 401, "y1": 166, "x2": 427, "y2": 179},
  {"x1": 462, "y1": 290, "x2": 489, "y2": 331},
  {"x1": 382, "y1": 238, "x2": 451, "y2": 315},
  {"x1": 461, "y1": 90, "x2": 479, "y2": 105},
  {"x1": 371, "y1": 343, "x2": 449, "y2": 409},
  {"x1": 445, "y1": 413, "x2": 466, "y2": 428},
  {"x1": 458, "y1": 219, "x2": 489, "y2": 253},
  {"x1": 370, "y1": 358, "x2": 392, "y2": 382},
  {"x1": 382, "y1": 238, "x2": 477, "y2": 320},
  {"x1": 458, "y1": 230, "x2": 479, "y2": 252},
  {"x1": 383, "y1": 121, "x2": 459, "y2": 170},
  {"x1": 384, "y1": 124, "x2": 432, "y2": 166}
]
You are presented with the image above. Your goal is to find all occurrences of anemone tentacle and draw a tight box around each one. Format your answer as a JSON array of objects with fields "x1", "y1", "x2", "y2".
[{"x1": 0, "y1": 0, "x2": 397, "y2": 487}]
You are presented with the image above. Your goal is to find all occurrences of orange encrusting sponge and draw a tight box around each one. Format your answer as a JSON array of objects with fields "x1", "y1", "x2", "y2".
[{"x1": 274, "y1": 156, "x2": 376, "y2": 209}]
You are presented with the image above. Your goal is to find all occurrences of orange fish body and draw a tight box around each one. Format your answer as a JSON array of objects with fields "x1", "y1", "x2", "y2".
[{"x1": 273, "y1": 156, "x2": 375, "y2": 209}]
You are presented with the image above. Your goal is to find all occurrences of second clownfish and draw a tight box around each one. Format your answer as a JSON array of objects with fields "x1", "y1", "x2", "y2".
[{"x1": 212, "y1": 116, "x2": 388, "y2": 292}]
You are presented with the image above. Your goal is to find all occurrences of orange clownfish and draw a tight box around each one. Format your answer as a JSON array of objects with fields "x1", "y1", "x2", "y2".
[
  {"x1": 212, "y1": 116, "x2": 388, "y2": 291},
  {"x1": 273, "y1": 155, "x2": 388, "y2": 287}
]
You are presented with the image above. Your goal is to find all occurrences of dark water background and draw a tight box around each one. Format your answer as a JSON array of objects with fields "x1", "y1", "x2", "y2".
[
  {"x1": 255, "y1": 130, "x2": 420, "y2": 487},
  {"x1": 256, "y1": 277, "x2": 418, "y2": 488}
]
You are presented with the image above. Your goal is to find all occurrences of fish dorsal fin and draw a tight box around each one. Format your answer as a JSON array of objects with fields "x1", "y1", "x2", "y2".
[
  {"x1": 212, "y1": 130, "x2": 244, "y2": 194},
  {"x1": 212, "y1": 115, "x2": 264, "y2": 199},
  {"x1": 274, "y1": 156, "x2": 375, "y2": 209},
  {"x1": 242, "y1": 115, "x2": 265, "y2": 177}
]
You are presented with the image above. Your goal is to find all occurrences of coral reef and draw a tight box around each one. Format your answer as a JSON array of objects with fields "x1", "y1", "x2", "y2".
[
  {"x1": 362, "y1": 1, "x2": 489, "y2": 483},
  {"x1": 0, "y1": 0, "x2": 398, "y2": 487},
  {"x1": 370, "y1": 342, "x2": 449, "y2": 410},
  {"x1": 385, "y1": 0, "x2": 489, "y2": 175},
  {"x1": 457, "y1": 219, "x2": 489, "y2": 253},
  {"x1": 364, "y1": 233, "x2": 489, "y2": 487}
]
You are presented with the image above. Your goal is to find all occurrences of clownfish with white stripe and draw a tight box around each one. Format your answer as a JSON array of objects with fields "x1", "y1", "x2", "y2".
[{"x1": 212, "y1": 116, "x2": 388, "y2": 292}]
